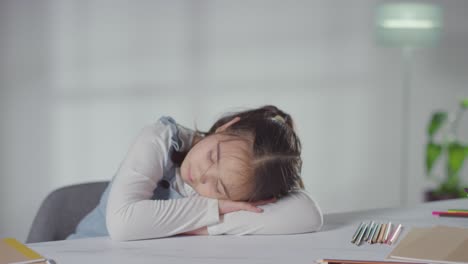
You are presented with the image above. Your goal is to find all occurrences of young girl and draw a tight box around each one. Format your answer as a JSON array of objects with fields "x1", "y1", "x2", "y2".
[{"x1": 67, "y1": 105, "x2": 323, "y2": 241}]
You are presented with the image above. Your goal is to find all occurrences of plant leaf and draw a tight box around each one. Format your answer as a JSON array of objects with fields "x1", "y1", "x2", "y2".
[
  {"x1": 461, "y1": 98, "x2": 468, "y2": 109},
  {"x1": 426, "y1": 142, "x2": 442, "y2": 175},
  {"x1": 427, "y1": 112, "x2": 447, "y2": 138},
  {"x1": 447, "y1": 142, "x2": 467, "y2": 176}
]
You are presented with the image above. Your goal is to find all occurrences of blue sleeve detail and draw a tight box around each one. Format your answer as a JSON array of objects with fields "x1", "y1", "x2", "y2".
[
  {"x1": 158, "y1": 116, "x2": 183, "y2": 152},
  {"x1": 158, "y1": 116, "x2": 176, "y2": 126}
]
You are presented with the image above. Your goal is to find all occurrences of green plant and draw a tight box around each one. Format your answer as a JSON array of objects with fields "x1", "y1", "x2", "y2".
[{"x1": 425, "y1": 98, "x2": 468, "y2": 198}]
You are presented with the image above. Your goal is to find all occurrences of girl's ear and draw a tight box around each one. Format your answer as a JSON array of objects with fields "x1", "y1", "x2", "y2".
[{"x1": 215, "y1": 117, "x2": 240, "y2": 133}]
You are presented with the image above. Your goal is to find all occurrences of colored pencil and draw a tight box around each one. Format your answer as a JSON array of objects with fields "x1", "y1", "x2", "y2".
[
  {"x1": 351, "y1": 222, "x2": 365, "y2": 244},
  {"x1": 355, "y1": 223, "x2": 368, "y2": 246},
  {"x1": 377, "y1": 224, "x2": 386, "y2": 243},
  {"x1": 432, "y1": 211, "x2": 468, "y2": 217},
  {"x1": 371, "y1": 223, "x2": 381, "y2": 244},
  {"x1": 376, "y1": 223, "x2": 384, "y2": 243},
  {"x1": 448, "y1": 209, "x2": 468, "y2": 212},
  {"x1": 387, "y1": 224, "x2": 403, "y2": 245},
  {"x1": 383, "y1": 222, "x2": 392, "y2": 243},
  {"x1": 317, "y1": 259, "x2": 423, "y2": 264},
  {"x1": 363, "y1": 221, "x2": 374, "y2": 242},
  {"x1": 367, "y1": 222, "x2": 378, "y2": 244}
]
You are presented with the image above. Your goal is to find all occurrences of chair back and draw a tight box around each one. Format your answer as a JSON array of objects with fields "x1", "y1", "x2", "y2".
[{"x1": 26, "y1": 181, "x2": 109, "y2": 243}]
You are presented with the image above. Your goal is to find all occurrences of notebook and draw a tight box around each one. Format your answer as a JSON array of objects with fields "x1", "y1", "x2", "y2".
[
  {"x1": 387, "y1": 226, "x2": 468, "y2": 264},
  {"x1": 0, "y1": 238, "x2": 48, "y2": 264}
]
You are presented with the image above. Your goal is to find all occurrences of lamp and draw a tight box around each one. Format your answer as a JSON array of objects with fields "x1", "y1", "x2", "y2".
[
  {"x1": 375, "y1": 2, "x2": 442, "y2": 206},
  {"x1": 376, "y1": 3, "x2": 442, "y2": 47}
]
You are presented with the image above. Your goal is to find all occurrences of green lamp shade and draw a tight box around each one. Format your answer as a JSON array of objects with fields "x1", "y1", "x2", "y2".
[{"x1": 376, "y1": 3, "x2": 443, "y2": 47}]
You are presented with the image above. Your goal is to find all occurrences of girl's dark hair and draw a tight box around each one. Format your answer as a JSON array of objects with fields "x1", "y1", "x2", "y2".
[{"x1": 171, "y1": 105, "x2": 304, "y2": 202}]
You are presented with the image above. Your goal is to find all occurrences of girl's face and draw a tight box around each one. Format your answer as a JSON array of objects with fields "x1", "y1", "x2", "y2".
[{"x1": 180, "y1": 133, "x2": 253, "y2": 201}]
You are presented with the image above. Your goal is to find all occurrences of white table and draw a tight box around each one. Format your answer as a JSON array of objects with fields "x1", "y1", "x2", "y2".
[{"x1": 29, "y1": 199, "x2": 468, "y2": 264}]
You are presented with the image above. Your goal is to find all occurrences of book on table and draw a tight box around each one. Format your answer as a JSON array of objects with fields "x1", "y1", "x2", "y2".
[
  {"x1": 0, "y1": 237, "x2": 48, "y2": 264},
  {"x1": 387, "y1": 225, "x2": 468, "y2": 264}
]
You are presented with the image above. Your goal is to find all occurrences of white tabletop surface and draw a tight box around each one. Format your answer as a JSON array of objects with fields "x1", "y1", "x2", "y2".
[{"x1": 28, "y1": 198, "x2": 468, "y2": 264}]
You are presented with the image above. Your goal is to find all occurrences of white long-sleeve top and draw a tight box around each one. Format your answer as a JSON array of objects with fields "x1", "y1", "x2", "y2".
[{"x1": 106, "y1": 117, "x2": 323, "y2": 241}]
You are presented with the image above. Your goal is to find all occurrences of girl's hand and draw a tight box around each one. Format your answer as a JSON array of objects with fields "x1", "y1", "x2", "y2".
[
  {"x1": 218, "y1": 197, "x2": 277, "y2": 215},
  {"x1": 180, "y1": 226, "x2": 208, "y2": 236},
  {"x1": 180, "y1": 197, "x2": 277, "y2": 236}
]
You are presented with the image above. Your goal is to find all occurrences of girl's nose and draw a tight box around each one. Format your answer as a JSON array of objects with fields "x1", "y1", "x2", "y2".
[
  {"x1": 200, "y1": 165, "x2": 214, "y2": 184},
  {"x1": 200, "y1": 173, "x2": 211, "y2": 184}
]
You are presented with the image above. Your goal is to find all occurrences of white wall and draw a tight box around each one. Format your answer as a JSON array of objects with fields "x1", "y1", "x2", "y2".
[{"x1": 1, "y1": 0, "x2": 467, "y2": 242}]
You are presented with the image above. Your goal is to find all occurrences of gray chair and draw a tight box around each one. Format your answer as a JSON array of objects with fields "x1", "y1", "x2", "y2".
[{"x1": 26, "y1": 181, "x2": 109, "y2": 243}]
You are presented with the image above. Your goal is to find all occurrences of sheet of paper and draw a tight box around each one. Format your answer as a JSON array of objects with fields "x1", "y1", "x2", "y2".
[{"x1": 387, "y1": 226, "x2": 468, "y2": 264}]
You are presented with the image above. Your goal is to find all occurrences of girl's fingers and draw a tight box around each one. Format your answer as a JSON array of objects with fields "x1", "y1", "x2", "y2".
[
  {"x1": 243, "y1": 203, "x2": 263, "y2": 213},
  {"x1": 220, "y1": 199, "x2": 275, "y2": 215},
  {"x1": 252, "y1": 197, "x2": 277, "y2": 206},
  {"x1": 245, "y1": 197, "x2": 277, "y2": 213}
]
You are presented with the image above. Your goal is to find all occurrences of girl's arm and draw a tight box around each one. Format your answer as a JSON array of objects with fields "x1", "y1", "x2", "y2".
[
  {"x1": 195, "y1": 191, "x2": 323, "y2": 236},
  {"x1": 179, "y1": 197, "x2": 277, "y2": 236},
  {"x1": 106, "y1": 119, "x2": 220, "y2": 241}
]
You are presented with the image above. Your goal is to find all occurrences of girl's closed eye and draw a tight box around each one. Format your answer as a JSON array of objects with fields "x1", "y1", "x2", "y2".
[
  {"x1": 208, "y1": 148, "x2": 218, "y2": 164},
  {"x1": 217, "y1": 182, "x2": 226, "y2": 198},
  {"x1": 208, "y1": 150, "x2": 215, "y2": 164}
]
